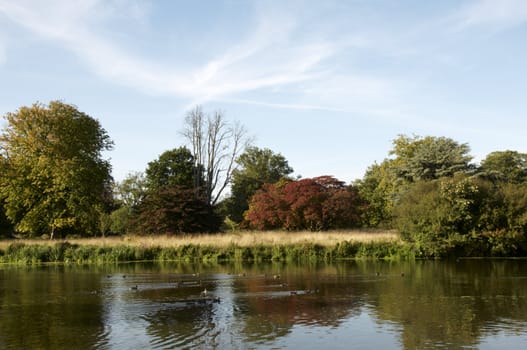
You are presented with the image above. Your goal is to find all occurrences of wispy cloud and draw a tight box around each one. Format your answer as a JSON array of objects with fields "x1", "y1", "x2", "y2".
[
  {"x1": 0, "y1": 0, "x2": 401, "y2": 114},
  {"x1": 0, "y1": 1, "x2": 333, "y2": 102},
  {"x1": 454, "y1": 0, "x2": 527, "y2": 29},
  {"x1": 219, "y1": 98, "x2": 347, "y2": 113}
]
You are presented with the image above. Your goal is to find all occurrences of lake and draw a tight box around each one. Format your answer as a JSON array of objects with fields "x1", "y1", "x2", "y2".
[{"x1": 1, "y1": 260, "x2": 526, "y2": 349}]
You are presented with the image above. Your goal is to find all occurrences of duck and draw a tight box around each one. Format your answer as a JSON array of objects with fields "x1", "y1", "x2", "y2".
[{"x1": 130, "y1": 285, "x2": 138, "y2": 291}]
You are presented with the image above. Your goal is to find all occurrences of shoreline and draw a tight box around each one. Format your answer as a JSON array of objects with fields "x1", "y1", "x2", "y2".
[
  {"x1": 2, "y1": 229, "x2": 526, "y2": 264},
  {"x1": 0, "y1": 229, "x2": 410, "y2": 264},
  {"x1": 0, "y1": 229, "x2": 399, "y2": 250}
]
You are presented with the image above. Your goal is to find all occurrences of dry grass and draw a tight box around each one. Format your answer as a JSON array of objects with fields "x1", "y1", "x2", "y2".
[{"x1": 0, "y1": 229, "x2": 399, "y2": 250}]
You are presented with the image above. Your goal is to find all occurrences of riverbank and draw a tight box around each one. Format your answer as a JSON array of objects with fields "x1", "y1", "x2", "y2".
[{"x1": 0, "y1": 230, "x2": 412, "y2": 264}]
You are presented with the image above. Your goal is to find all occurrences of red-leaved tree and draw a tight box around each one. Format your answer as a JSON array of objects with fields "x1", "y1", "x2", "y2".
[
  {"x1": 245, "y1": 176, "x2": 363, "y2": 231},
  {"x1": 244, "y1": 179, "x2": 289, "y2": 230}
]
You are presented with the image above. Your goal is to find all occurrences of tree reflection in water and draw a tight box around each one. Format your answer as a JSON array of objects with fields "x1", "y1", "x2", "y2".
[{"x1": 1, "y1": 260, "x2": 527, "y2": 349}]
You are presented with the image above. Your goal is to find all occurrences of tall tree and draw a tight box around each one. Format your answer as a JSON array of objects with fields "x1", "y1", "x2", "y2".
[
  {"x1": 145, "y1": 147, "x2": 197, "y2": 191},
  {"x1": 182, "y1": 106, "x2": 248, "y2": 206},
  {"x1": 246, "y1": 176, "x2": 363, "y2": 231},
  {"x1": 226, "y1": 147, "x2": 293, "y2": 223},
  {"x1": 390, "y1": 135, "x2": 473, "y2": 182},
  {"x1": 479, "y1": 150, "x2": 527, "y2": 184},
  {"x1": 355, "y1": 161, "x2": 399, "y2": 227},
  {"x1": 133, "y1": 146, "x2": 221, "y2": 234},
  {"x1": 356, "y1": 135, "x2": 473, "y2": 228},
  {"x1": 0, "y1": 101, "x2": 113, "y2": 238},
  {"x1": 107, "y1": 172, "x2": 148, "y2": 235},
  {"x1": 114, "y1": 172, "x2": 148, "y2": 210},
  {"x1": 133, "y1": 187, "x2": 221, "y2": 234}
]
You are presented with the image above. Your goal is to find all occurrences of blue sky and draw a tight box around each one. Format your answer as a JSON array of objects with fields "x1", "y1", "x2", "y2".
[{"x1": 1, "y1": 0, "x2": 526, "y2": 185}]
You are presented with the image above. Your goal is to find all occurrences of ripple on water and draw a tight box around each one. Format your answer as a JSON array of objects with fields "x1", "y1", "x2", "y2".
[{"x1": 140, "y1": 301, "x2": 222, "y2": 349}]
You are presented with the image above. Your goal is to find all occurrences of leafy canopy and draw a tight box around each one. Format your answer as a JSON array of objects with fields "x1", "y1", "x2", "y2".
[
  {"x1": 133, "y1": 146, "x2": 220, "y2": 235},
  {"x1": 145, "y1": 147, "x2": 197, "y2": 191},
  {"x1": 226, "y1": 146, "x2": 293, "y2": 223},
  {"x1": 390, "y1": 134, "x2": 473, "y2": 182},
  {"x1": 246, "y1": 176, "x2": 363, "y2": 231},
  {"x1": 479, "y1": 150, "x2": 527, "y2": 184},
  {"x1": 0, "y1": 101, "x2": 113, "y2": 238}
]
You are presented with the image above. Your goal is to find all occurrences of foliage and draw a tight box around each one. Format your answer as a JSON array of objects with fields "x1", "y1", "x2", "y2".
[
  {"x1": 0, "y1": 200, "x2": 13, "y2": 237},
  {"x1": 132, "y1": 146, "x2": 221, "y2": 234},
  {"x1": 322, "y1": 185, "x2": 364, "y2": 229},
  {"x1": 107, "y1": 172, "x2": 148, "y2": 235},
  {"x1": 108, "y1": 206, "x2": 132, "y2": 235},
  {"x1": 145, "y1": 147, "x2": 198, "y2": 191},
  {"x1": 225, "y1": 146, "x2": 293, "y2": 223},
  {"x1": 390, "y1": 134, "x2": 473, "y2": 182},
  {"x1": 356, "y1": 161, "x2": 398, "y2": 227},
  {"x1": 0, "y1": 239, "x2": 414, "y2": 265},
  {"x1": 133, "y1": 187, "x2": 222, "y2": 234},
  {"x1": 500, "y1": 183, "x2": 527, "y2": 233},
  {"x1": 243, "y1": 179, "x2": 289, "y2": 230},
  {"x1": 114, "y1": 171, "x2": 148, "y2": 209},
  {"x1": 394, "y1": 174, "x2": 527, "y2": 257},
  {"x1": 0, "y1": 101, "x2": 113, "y2": 238},
  {"x1": 246, "y1": 176, "x2": 364, "y2": 231},
  {"x1": 479, "y1": 150, "x2": 527, "y2": 184},
  {"x1": 356, "y1": 134, "x2": 474, "y2": 230}
]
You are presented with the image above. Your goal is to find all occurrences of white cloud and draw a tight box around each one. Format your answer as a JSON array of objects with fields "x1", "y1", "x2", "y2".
[
  {"x1": 455, "y1": 0, "x2": 527, "y2": 29},
  {"x1": 219, "y1": 98, "x2": 346, "y2": 113},
  {"x1": 0, "y1": 0, "x2": 332, "y2": 100},
  {"x1": 0, "y1": 0, "x2": 406, "y2": 117}
]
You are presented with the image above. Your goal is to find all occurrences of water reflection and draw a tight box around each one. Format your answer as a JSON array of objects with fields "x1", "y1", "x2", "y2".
[
  {"x1": 0, "y1": 266, "x2": 106, "y2": 349},
  {"x1": 0, "y1": 260, "x2": 526, "y2": 349}
]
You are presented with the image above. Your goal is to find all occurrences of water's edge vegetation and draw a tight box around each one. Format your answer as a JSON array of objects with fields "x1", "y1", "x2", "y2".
[
  {"x1": 1, "y1": 230, "x2": 525, "y2": 265},
  {"x1": 0, "y1": 240, "x2": 412, "y2": 265}
]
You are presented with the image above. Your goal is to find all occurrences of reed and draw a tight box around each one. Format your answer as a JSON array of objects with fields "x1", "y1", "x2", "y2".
[
  {"x1": 0, "y1": 229, "x2": 407, "y2": 265},
  {"x1": 1, "y1": 229, "x2": 398, "y2": 250}
]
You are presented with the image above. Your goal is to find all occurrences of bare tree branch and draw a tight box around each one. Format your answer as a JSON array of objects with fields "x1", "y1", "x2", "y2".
[{"x1": 181, "y1": 106, "x2": 249, "y2": 205}]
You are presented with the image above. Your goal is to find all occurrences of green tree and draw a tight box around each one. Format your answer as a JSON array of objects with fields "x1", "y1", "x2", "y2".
[
  {"x1": 133, "y1": 146, "x2": 221, "y2": 234},
  {"x1": 133, "y1": 187, "x2": 221, "y2": 234},
  {"x1": 108, "y1": 172, "x2": 148, "y2": 235},
  {"x1": 355, "y1": 161, "x2": 399, "y2": 227},
  {"x1": 145, "y1": 147, "x2": 197, "y2": 191},
  {"x1": 0, "y1": 201, "x2": 13, "y2": 237},
  {"x1": 479, "y1": 150, "x2": 527, "y2": 184},
  {"x1": 226, "y1": 147, "x2": 293, "y2": 223},
  {"x1": 390, "y1": 134, "x2": 473, "y2": 182},
  {"x1": 114, "y1": 172, "x2": 148, "y2": 209},
  {"x1": 393, "y1": 176, "x2": 481, "y2": 256},
  {"x1": 356, "y1": 135, "x2": 473, "y2": 229},
  {"x1": 393, "y1": 174, "x2": 526, "y2": 257},
  {"x1": 0, "y1": 101, "x2": 113, "y2": 238},
  {"x1": 501, "y1": 183, "x2": 527, "y2": 236}
]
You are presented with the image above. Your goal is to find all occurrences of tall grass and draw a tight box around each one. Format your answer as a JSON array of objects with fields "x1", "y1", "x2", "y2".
[{"x1": 0, "y1": 229, "x2": 408, "y2": 265}]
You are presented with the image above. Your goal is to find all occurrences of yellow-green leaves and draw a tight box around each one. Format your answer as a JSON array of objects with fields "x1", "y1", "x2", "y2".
[{"x1": 0, "y1": 101, "x2": 113, "y2": 238}]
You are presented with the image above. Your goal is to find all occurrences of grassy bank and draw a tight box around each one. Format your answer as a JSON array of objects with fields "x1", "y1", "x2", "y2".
[{"x1": 0, "y1": 230, "x2": 413, "y2": 265}]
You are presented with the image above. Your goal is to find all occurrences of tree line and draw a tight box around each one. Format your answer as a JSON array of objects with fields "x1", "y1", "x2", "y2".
[{"x1": 1, "y1": 101, "x2": 526, "y2": 256}]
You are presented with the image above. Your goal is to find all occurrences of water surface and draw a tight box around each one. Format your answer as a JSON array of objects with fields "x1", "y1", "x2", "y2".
[{"x1": 1, "y1": 260, "x2": 526, "y2": 349}]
